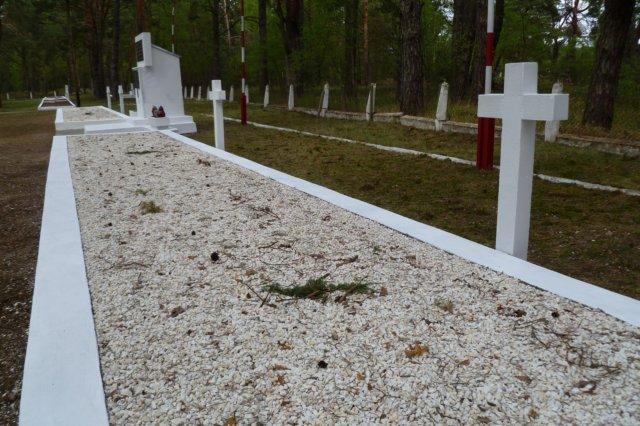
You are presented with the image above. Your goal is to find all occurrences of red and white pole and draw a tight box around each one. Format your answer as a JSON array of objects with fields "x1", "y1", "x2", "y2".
[
  {"x1": 476, "y1": 0, "x2": 496, "y2": 170},
  {"x1": 240, "y1": 0, "x2": 248, "y2": 125}
]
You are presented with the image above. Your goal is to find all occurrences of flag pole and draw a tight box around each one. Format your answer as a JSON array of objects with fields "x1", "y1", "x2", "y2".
[{"x1": 476, "y1": 0, "x2": 496, "y2": 170}]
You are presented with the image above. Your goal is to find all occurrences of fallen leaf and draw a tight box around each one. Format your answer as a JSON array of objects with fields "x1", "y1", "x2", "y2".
[
  {"x1": 169, "y1": 306, "x2": 185, "y2": 317},
  {"x1": 272, "y1": 364, "x2": 289, "y2": 371},
  {"x1": 277, "y1": 341, "x2": 292, "y2": 350},
  {"x1": 275, "y1": 375, "x2": 286, "y2": 385},
  {"x1": 405, "y1": 343, "x2": 429, "y2": 358},
  {"x1": 380, "y1": 287, "x2": 388, "y2": 297}
]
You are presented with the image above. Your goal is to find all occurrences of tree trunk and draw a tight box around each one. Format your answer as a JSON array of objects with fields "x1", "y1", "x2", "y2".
[
  {"x1": 471, "y1": 0, "x2": 487, "y2": 98},
  {"x1": 109, "y1": 0, "x2": 121, "y2": 95},
  {"x1": 66, "y1": 0, "x2": 82, "y2": 106},
  {"x1": 211, "y1": 0, "x2": 222, "y2": 79},
  {"x1": 583, "y1": 0, "x2": 636, "y2": 129},
  {"x1": 399, "y1": 0, "x2": 424, "y2": 115},
  {"x1": 0, "y1": 0, "x2": 5, "y2": 108},
  {"x1": 343, "y1": 0, "x2": 358, "y2": 99},
  {"x1": 258, "y1": 0, "x2": 269, "y2": 87},
  {"x1": 274, "y1": 0, "x2": 305, "y2": 95},
  {"x1": 493, "y1": 0, "x2": 504, "y2": 50},
  {"x1": 84, "y1": 0, "x2": 107, "y2": 99},
  {"x1": 451, "y1": 0, "x2": 476, "y2": 100},
  {"x1": 136, "y1": 0, "x2": 147, "y2": 33},
  {"x1": 363, "y1": 0, "x2": 370, "y2": 85}
]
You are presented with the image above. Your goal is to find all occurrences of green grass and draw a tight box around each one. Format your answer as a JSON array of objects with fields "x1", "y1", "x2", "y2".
[
  {"x1": 186, "y1": 102, "x2": 640, "y2": 191},
  {"x1": 189, "y1": 105, "x2": 640, "y2": 300},
  {"x1": 264, "y1": 277, "x2": 373, "y2": 300}
]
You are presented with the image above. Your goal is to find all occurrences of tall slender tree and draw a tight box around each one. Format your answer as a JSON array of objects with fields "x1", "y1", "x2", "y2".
[
  {"x1": 66, "y1": 0, "x2": 81, "y2": 106},
  {"x1": 363, "y1": 0, "x2": 370, "y2": 85},
  {"x1": 109, "y1": 0, "x2": 121, "y2": 95},
  {"x1": 136, "y1": 0, "x2": 147, "y2": 33},
  {"x1": 399, "y1": 0, "x2": 424, "y2": 115},
  {"x1": 0, "y1": 0, "x2": 5, "y2": 108},
  {"x1": 210, "y1": 0, "x2": 222, "y2": 79},
  {"x1": 258, "y1": 0, "x2": 269, "y2": 88},
  {"x1": 583, "y1": 0, "x2": 636, "y2": 128},
  {"x1": 451, "y1": 0, "x2": 476, "y2": 100},
  {"x1": 274, "y1": 0, "x2": 304, "y2": 95},
  {"x1": 84, "y1": 0, "x2": 108, "y2": 98},
  {"x1": 344, "y1": 0, "x2": 358, "y2": 99}
]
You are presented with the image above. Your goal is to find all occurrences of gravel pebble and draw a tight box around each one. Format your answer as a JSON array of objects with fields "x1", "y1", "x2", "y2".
[
  {"x1": 62, "y1": 106, "x2": 121, "y2": 122},
  {"x1": 67, "y1": 132, "x2": 640, "y2": 424}
]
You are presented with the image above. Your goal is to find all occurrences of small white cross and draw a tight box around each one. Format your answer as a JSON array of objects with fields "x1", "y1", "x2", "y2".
[
  {"x1": 478, "y1": 62, "x2": 569, "y2": 260},
  {"x1": 211, "y1": 80, "x2": 226, "y2": 151}
]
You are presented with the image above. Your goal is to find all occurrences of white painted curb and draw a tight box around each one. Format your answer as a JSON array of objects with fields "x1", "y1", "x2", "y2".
[
  {"x1": 19, "y1": 136, "x2": 109, "y2": 426},
  {"x1": 163, "y1": 130, "x2": 640, "y2": 327}
]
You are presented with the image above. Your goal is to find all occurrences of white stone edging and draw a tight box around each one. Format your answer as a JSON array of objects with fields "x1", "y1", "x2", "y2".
[
  {"x1": 223, "y1": 117, "x2": 640, "y2": 197},
  {"x1": 19, "y1": 136, "x2": 109, "y2": 426},
  {"x1": 163, "y1": 129, "x2": 640, "y2": 326}
]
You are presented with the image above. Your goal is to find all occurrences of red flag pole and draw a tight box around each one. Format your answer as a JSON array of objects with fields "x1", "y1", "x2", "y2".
[
  {"x1": 476, "y1": 0, "x2": 496, "y2": 170},
  {"x1": 240, "y1": 0, "x2": 248, "y2": 125}
]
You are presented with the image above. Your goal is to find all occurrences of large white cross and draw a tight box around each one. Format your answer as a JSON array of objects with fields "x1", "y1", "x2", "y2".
[{"x1": 478, "y1": 62, "x2": 569, "y2": 260}]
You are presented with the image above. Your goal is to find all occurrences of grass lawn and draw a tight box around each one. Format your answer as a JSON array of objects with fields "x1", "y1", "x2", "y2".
[
  {"x1": 187, "y1": 102, "x2": 640, "y2": 191},
  {"x1": 188, "y1": 102, "x2": 640, "y2": 300}
]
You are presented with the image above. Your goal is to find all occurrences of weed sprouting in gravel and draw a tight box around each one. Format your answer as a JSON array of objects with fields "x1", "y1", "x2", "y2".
[
  {"x1": 264, "y1": 276, "x2": 373, "y2": 301},
  {"x1": 134, "y1": 188, "x2": 149, "y2": 195},
  {"x1": 139, "y1": 200, "x2": 162, "y2": 214}
]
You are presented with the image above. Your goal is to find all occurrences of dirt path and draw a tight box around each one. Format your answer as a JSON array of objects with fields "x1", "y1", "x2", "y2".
[{"x1": 0, "y1": 111, "x2": 53, "y2": 424}]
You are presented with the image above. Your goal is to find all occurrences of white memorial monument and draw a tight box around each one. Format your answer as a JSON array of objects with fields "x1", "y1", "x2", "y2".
[
  {"x1": 263, "y1": 84, "x2": 270, "y2": 108},
  {"x1": 544, "y1": 81, "x2": 564, "y2": 142},
  {"x1": 319, "y1": 83, "x2": 329, "y2": 117},
  {"x1": 435, "y1": 82, "x2": 449, "y2": 131},
  {"x1": 478, "y1": 62, "x2": 568, "y2": 260},
  {"x1": 366, "y1": 83, "x2": 377, "y2": 121},
  {"x1": 129, "y1": 32, "x2": 196, "y2": 134},
  {"x1": 106, "y1": 86, "x2": 112, "y2": 110},
  {"x1": 229, "y1": 85, "x2": 234, "y2": 102},
  {"x1": 288, "y1": 84, "x2": 295, "y2": 110}
]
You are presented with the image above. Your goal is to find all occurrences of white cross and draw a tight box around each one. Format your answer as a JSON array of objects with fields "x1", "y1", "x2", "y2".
[
  {"x1": 478, "y1": 62, "x2": 569, "y2": 260},
  {"x1": 211, "y1": 80, "x2": 226, "y2": 151}
]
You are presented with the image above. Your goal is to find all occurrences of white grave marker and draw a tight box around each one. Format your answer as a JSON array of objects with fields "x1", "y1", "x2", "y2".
[
  {"x1": 263, "y1": 84, "x2": 270, "y2": 108},
  {"x1": 130, "y1": 83, "x2": 134, "y2": 94},
  {"x1": 435, "y1": 82, "x2": 449, "y2": 131},
  {"x1": 30, "y1": 91, "x2": 33, "y2": 100},
  {"x1": 366, "y1": 83, "x2": 377, "y2": 121},
  {"x1": 183, "y1": 86, "x2": 187, "y2": 99},
  {"x1": 479, "y1": 62, "x2": 568, "y2": 259},
  {"x1": 211, "y1": 80, "x2": 226, "y2": 150},
  {"x1": 197, "y1": 86, "x2": 202, "y2": 101},
  {"x1": 229, "y1": 85, "x2": 234, "y2": 102},
  {"x1": 319, "y1": 83, "x2": 329, "y2": 117},
  {"x1": 190, "y1": 86, "x2": 194, "y2": 99},
  {"x1": 64, "y1": 85, "x2": 70, "y2": 99},
  {"x1": 245, "y1": 85, "x2": 249, "y2": 103},
  {"x1": 544, "y1": 81, "x2": 564, "y2": 142},
  {"x1": 288, "y1": 84, "x2": 295, "y2": 110},
  {"x1": 5, "y1": 93, "x2": 9, "y2": 100},
  {"x1": 53, "y1": 90, "x2": 57, "y2": 97},
  {"x1": 118, "y1": 85, "x2": 125, "y2": 114},
  {"x1": 106, "y1": 86, "x2": 112, "y2": 110}
]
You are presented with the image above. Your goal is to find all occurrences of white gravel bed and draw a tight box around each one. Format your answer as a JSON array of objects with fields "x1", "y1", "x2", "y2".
[
  {"x1": 67, "y1": 131, "x2": 640, "y2": 425},
  {"x1": 62, "y1": 106, "x2": 121, "y2": 122}
]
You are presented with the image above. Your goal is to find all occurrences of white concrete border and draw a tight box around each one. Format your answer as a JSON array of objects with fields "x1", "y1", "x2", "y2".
[
  {"x1": 223, "y1": 117, "x2": 640, "y2": 197},
  {"x1": 163, "y1": 130, "x2": 640, "y2": 326},
  {"x1": 19, "y1": 136, "x2": 109, "y2": 426},
  {"x1": 55, "y1": 106, "x2": 131, "y2": 135},
  {"x1": 37, "y1": 96, "x2": 76, "y2": 111}
]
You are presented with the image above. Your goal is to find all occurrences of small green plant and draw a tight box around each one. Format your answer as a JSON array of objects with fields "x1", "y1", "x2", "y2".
[
  {"x1": 264, "y1": 277, "x2": 372, "y2": 301},
  {"x1": 134, "y1": 188, "x2": 149, "y2": 196},
  {"x1": 435, "y1": 298, "x2": 454, "y2": 314},
  {"x1": 139, "y1": 200, "x2": 162, "y2": 214}
]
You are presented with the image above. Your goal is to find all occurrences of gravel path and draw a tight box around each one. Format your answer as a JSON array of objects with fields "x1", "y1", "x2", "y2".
[
  {"x1": 68, "y1": 131, "x2": 640, "y2": 424},
  {"x1": 62, "y1": 106, "x2": 120, "y2": 122}
]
